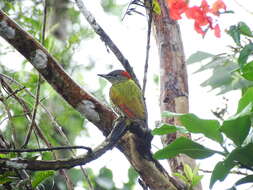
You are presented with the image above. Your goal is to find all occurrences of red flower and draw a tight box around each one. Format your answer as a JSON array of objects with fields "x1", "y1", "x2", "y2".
[
  {"x1": 211, "y1": 0, "x2": 226, "y2": 15},
  {"x1": 201, "y1": 0, "x2": 210, "y2": 13},
  {"x1": 166, "y1": 0, "x2": 226, "y2": 37},
  {"x1": 194, "y1": 22, "x2": 205, "y2": 36},
  {"x1": 185, "y1": 6, "x2": 209, "y2": 26},
  {"x1": 214, "y1": 24, "x2": 221, "y2": 37},
  {"x1": 167, "y1": 0, "x2": 188, "y2": 20}
]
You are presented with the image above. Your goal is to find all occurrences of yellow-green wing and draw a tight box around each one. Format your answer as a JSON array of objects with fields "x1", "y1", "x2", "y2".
[{"x1": 110, "y1": 79, "x2": 146, "y2": 120}]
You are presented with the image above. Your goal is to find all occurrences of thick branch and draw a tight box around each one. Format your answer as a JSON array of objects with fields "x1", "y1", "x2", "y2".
[
  {"x1": 0, "y1": 120, "x2": 127, "y2": 170},
  {"x1": 0, "y1": 10, "x2": 185, "y2": 190}
]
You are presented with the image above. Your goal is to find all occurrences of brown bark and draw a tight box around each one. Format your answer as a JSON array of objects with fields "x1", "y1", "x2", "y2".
[
  {"x1": 0, "y1": 10, "x2": 186, "y2": 190},
  {"x1": 151, "y1": 1, "x2": 203, "y2": 190}
]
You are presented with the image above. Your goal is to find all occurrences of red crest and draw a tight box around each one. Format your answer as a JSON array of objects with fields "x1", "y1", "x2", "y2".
[{"x1": 121, "y1": 71, "x2": 131, "y2": 79}]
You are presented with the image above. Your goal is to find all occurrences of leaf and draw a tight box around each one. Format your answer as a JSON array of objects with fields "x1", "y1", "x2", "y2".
[
  {"x1": 194, "y1": 55, "x2": 228, "y2": 73},
  {"x1": 210, "y1": 161, "x2": 236, "y2": 189},
  {"x1": 173, "y1": 172, "x2": 188, "y2": 184},
  {"x1": 96, "y1": 167, "x2": 115, "y2": 189},
  {"x1": 238, "y1": 22, "x2": 253, "y2": 37},
  {"x1": 152, "y1": 0, "x2": 161, "y2": 15},
  {"x1": 210, "y1": 144, "x2": 253, "y2": 188},
  {"x1": 31, "y1": 171, "x2": 55, "y2": 188},
  {"x1": 186, "y1": 51, "x2": 214, "y2": 64},
  {"x1": 180, "y1": 114, "x2": 223, "y2": 143},
  {"x1": 237, "y1": 87, "x2": 253, "y2": 113},
  {"x1": 183, "y1": 164, "x2": 193, "y2": 181},
  {"x1": 242, "y1": 61, "x2": 253, "y2": 81},
  {"x1": 220, "y1": 115, "x2": 251, "y2": 146},
  {"x1": 192, "y1": 175, "x2": 203, "y2": 187},
  {"x1": 227, "y1": 25, "x2": 241, "y2": 46},
  {"x1": 229, "y1": 143, "x2": 253, "y2": 167},
  {"x1": 162, "y1": 112, "x2": 223, "y2": 143},
  {"x1": 220, "y1": 103, "x2": 252, "y2": 146},
  {"x1": 153, "y1": 137, "x2": 215, "y2": 160},
  {"x1": 152, "y1": 123, "x2": 187, "y2": 135},
  {"x1": 238, "y1": 43, "x2": 253, "y2": 66},
  {"x1": 127, "y1": 167, "x2": 138, "y2": 185},
  {"x1": 235, "y1": 175, "x2": 253, "y2": 186}
]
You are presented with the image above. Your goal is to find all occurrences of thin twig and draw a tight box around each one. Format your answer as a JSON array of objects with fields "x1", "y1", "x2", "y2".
[
  {"x1": 0, "y1": 145, "x2": 91, "y2": 153},
  {"x1": 0, "y1": 80, "x2": 18, "y2": 148},
  {"x1": 142, "y1": 0, "x2": 153, "y2": 96},
  {"x1": 74, "y1": 0, "x2": 140, "y2": 88},
  {"x1": 199, "y1": 168, "x2": 249, "y2": 176},
  {"x1": 5, "y1": 86, "x2": 25, "y2": 100},
  {"x1": 22, "y1": 74, "x2": 41, "y2": 148}
]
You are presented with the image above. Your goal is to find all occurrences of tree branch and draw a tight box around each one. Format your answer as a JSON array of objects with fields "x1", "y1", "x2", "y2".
[
  {"x1": 142, "y1": 0, "x2": 153, "y2": 95},
  {"x1": 0, "y1": 119, "x2": 127, "y2": 170}
]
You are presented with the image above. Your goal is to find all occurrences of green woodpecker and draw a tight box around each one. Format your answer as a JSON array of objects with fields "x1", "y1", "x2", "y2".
[
  {"x1": 98, "y1": 70, "x2": 153, "y2": 160},
  {"x1": 98, "y1": 70, "x2": 146, "y2": 123}
]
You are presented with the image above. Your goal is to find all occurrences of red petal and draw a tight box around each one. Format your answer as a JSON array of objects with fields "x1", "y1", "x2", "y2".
[
  {"x1": 169, "y1": 0, "x2": 188, "y2": 20},
  {"x1": 211, "y1": 0, "x2": 226, "y2": 15},
  {"x1": 194, "y1": 22, "x2": 205, "y2": 36},
  {"x1": 201, "y1": 0, "x2": 209, "y2": 13},
  {"x1": 214, "y1": 24, "x2": 221, "y2": 37}
]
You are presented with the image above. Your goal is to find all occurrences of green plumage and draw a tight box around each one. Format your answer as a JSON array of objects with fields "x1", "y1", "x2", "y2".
[{"x1": 109, "y1": 79, "x2": 146, "y2": 121}]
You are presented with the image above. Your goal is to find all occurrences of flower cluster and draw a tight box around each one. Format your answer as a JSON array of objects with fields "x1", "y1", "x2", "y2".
[{"x1": 167, "y1": 0, "x2": 226, "y2": 37}]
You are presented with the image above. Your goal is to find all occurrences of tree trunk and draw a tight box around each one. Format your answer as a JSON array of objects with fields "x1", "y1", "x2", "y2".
[{"x1": 152, "y1": 1, "x2": 202, "y2": 190}]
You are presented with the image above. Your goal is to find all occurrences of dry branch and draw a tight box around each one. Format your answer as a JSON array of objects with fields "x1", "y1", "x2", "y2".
[{"x1": 0, "y1": 119, "x2": 127, "y2": 170}]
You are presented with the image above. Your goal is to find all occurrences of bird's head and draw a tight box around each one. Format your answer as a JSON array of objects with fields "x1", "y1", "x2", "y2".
[{"x1": 98, "y1": 70, "x2": 131, "y2": 84}]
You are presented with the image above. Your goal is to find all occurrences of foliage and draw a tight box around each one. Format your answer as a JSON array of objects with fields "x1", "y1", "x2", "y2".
[
  {"x1": 174, "y1": 164, "x2": 203, "y2": 189},
  {"x1": 187, "y1": 22, "x2": 253, "y2": 94},
  {"x1": 153, "y1": 87, "x2": 253, "y2": 189},
  {"x1": 101, "y1": 0, "x2": 125, "y2": 16}
]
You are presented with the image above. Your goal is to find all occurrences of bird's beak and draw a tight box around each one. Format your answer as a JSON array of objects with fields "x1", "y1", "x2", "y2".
[{"x1": 97, "y1": 74, "x2": 107, "y2": 78}]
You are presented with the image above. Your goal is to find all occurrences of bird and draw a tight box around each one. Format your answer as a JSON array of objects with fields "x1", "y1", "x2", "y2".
[
  {"x1": 98, "y1": 70, "x2": 153, "y2": 160},
  {"x1": 98, "y1": 70, "x2": 147, "y2": 124}
]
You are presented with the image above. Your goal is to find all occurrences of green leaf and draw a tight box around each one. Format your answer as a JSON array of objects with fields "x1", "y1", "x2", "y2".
[
  {"x1": 192, "y1": 175, "x2": 203, "y2": 187},
  {"x1": 242, "y1": 61, "x2": 253, "y2": 81},
  {"x1": 162, "y1": 112, "x2": 223, "y2": 143},
  {"x1": 227, "y1": 25, "x2": 241, "y2": 46},
  {"x1": 180, "y1": 114, "x2": 223, "y2": 143},
  {"x1": 235, "y1": 175, "x2": 253, "y2": 186},
  {"x1": 96, "y1": 167, "x2": 115, "y2": 189},
  {"x1": 173, "y1": 172, "x2": 188, "y2": 184},
  {"x1": 152, "y1": 123, "x2": 187, "y2": 135},
  {"x1": 211, "y1": 144, "x2": 253, "y2": 188},
  {"x1": 237, "y1": 87, "x2": 253, "y2": 112},
  {"x1": 153, "y1": 0, "x2": 161, "y2": 15},
  {"x1": 229, "y1": 143, "x2": 253, "y2": 167},
  {"x1": 220, "y1": 103, "x2": 252, "y2": 146},
  {"x1": 31, "y1": 171, "x2": 55, "y2": 188},
  {"x1": 238, "y1": 43, "x2": 253, "y2": 66},
  {"x1": 194, "y1": 55, "x2": 229, "y2": 73},
  {"x1": 153, "y1": 137, "x2": 215, "y2": 160},
  {"x1": 238, "y1": 22, "x2": 253, "y2": 37},
  {"x1": 210, "y1": 161, "x2": 236, "y2": 189},
  {"x1": 183, "y1": 164, "x2": 193, "y2": 181},
  {"x1": 220, "y1": 115, "x2": 251, "y2": 146},
  {"x1": 127, "y1": 167, "x2": 138, "y2": 185},
  {"x1": 186, "y1": 51, "x2": 214, "y2": 64}
]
